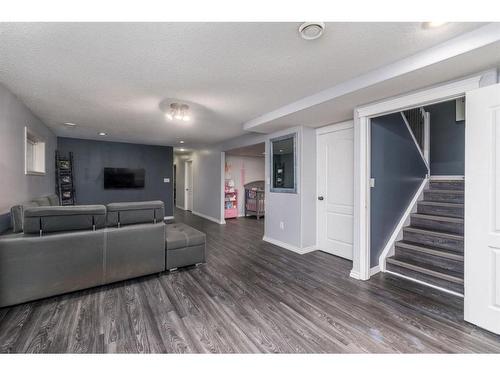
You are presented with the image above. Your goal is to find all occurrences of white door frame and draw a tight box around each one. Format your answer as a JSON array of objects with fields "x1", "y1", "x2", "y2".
[
  {"x1": 316, "y1": 120, "x2": 354, "y2": 258},
  {"x1": 220, "y1": 151, "x2": 226, "y2": 224},
  {"x1": 184, "y1": 159, "x2": 193, "y2": 211},
  {"x1": 352, "y1": 74, "x2": 483, "y2": 281}
]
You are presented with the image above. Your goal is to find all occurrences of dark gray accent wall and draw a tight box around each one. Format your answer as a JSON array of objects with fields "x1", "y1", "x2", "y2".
[
  {"x1": 0, "y1": 83, "x2": 57, "y2": 233},
  {"x1": 425, "y1": 100, "x2": 465, "y2": 176},
  {"x1": 57, "y1": 137, "x2": 174, "y2": 216},
  {"x1": 370, "y1": 113, "x2": 428, "y2": 267}
]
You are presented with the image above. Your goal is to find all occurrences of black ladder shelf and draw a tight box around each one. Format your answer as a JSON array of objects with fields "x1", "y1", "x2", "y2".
[{"x1": 55, "y1": 151, "x2": 76, "y2": 205}]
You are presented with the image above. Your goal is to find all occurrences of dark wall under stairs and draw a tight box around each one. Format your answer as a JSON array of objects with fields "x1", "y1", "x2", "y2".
[{"x1": 370, "y1": 112, "x2": 428, "y2": 267}]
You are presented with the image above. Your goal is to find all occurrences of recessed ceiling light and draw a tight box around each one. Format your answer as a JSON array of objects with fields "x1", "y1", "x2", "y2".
[
  {"x1": 179, "y1": 140, "x2": 185, "y2": 144},
  {"x1": 299, "y1": 22, "x2": 325, "y2": 40},
  {"x1": 179, "y1": 148, "x2": 185, "y2": 152},
  {"x1": 422, "y1": 22, "x2": 448, "y2": 29},
  {"x1": 64, "y1": 122, "x2": 76, "y2": 127},
  {"x1": 98, "y1": 132, "x2": 107, "y2": 136}
]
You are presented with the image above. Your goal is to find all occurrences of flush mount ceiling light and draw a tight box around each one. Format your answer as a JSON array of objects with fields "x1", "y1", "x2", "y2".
[
  {"x1": 422, "y1": 22, "x2": 448, "y2": 29},
  {"x1": 299, "y1": 22, "x2": 325, "y2": 40},
  {"x1": 98, "y1": 132, "x2": 107, "y2": 136},
  {"x1": 64, "y1": 122, "x2": 76, "y2": 127},
  {"x1": 165, "y1": 103, "x2": 190, "y2": 122},
  {"x1": 179, "y1": 140, "x2": 185, "y2": 144}
]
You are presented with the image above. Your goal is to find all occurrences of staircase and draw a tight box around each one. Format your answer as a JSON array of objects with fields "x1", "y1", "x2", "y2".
[{"x1": 386, "y1": 179, "x2": 464, "y2": 296}]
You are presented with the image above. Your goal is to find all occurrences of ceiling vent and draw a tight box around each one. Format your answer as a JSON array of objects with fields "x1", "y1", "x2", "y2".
[{"x1": 299, "y1": 22, "x2": 325, "y2": 40}]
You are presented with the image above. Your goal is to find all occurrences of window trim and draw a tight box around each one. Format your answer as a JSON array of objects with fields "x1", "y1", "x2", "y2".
[
  {"x1": 24, "y1": 126, "x2": 46, "y2": 176},
  {"x1": 269, "y1": 132, "x2": 297, "y2": 194}
]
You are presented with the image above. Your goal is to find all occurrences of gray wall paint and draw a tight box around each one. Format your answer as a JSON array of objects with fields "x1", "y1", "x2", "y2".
[
  {"x1": 370, "y1": 113, "x2": 427, "y2": 267},
  {"x1": 264, "y1": 126, "x2": 316, "y2": 249},
  {"x1": 0, "y1": 83, "x2": 57, "y2": 233},
  {"x1": 191, "y1": 149, "x2": 224, "y2": 221},
  {"x1": 57, "y1": 137, "x2": 173, "y2": 216},
  {"x1": 425, "y1": 100, "x2": 465, "y2": 176}
]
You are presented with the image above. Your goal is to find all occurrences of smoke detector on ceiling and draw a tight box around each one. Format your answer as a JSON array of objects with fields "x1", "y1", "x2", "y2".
[{"x1": 299, "y1": 22, "x2": 325, "y2": 40}]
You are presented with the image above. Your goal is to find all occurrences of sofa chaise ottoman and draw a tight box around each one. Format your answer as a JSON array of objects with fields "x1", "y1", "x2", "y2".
[{"x1": 165, "y1": 222, "x2": 206, "y2": 271}]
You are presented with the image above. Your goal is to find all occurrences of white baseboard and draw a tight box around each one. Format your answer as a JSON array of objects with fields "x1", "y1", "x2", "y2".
[
  {"x1": 370, "y1": 265, "x2": 380, "y2": 276},
  {"x1": 262, "y1": 236, "x2": 316, "y2": 255},
  {"x1": 378, "y1": 177, "x2": 428, "y2": 272},
  {"x1": 349, "y1": 270, "x2": 361, "y2": 279},
  {"x1": 430, "y1": 175, "x2": 465, "y2": 180},
  {"x1": 192, "y1": 210, "x2": 225, "y2": 224},
  {"x1": 351, "y1": 267, "x2": 379, "y2": 279},
  {"x1": 164, "y1": 216, "x2": 174, "y2": 220}
]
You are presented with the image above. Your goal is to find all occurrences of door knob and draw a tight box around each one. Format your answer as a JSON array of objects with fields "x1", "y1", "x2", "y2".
[{"x1": 318, "y1": 196, "x2": 324, "y2": 201}]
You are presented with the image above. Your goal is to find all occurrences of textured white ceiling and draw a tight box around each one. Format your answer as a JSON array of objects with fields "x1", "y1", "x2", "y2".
[
  {"x1": 254, "y1": 40, "x2": 500, "y2": 133},
  {"x1": 0, "y1": 22, "x2": 485, "y2": 146}
]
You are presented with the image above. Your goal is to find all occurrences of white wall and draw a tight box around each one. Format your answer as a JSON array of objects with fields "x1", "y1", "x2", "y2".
[
  {"x1": 191, "y1": 148, "x2": 225, "y2": 223},
  {"x1": 264, "y1": 126, "x2": 317, "y2": 251},
  {"x1": 224, "y1": 155, "x2": 265, "y2": 216},
  {"x1": 186, "y1": 126, "x2": 317, "y2": 251},
  {"x1": 300, "y1": 127, "x2": 317, "y2": 248},
  {"x1": 187, "y1": 132, "x2": 267, "y2": 223},
  {"x1": 0, "y1": 83, "x2": 56, "y2": 232}
]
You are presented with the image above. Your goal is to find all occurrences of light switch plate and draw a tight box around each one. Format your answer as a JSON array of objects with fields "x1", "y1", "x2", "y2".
[
  {"x1": 164, "y1": 178, "x2": 170, "y2": 183},
  {"x1": 370, "y1": 178, "x2": 375, "y2": 188}
]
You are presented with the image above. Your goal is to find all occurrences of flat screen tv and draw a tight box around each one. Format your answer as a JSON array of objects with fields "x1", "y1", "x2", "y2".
[{"x1": 104, "y1": 168, "x2": 145, "y2": 189}]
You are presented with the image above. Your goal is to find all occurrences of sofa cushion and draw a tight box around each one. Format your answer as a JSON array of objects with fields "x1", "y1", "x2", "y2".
[
  {"x1": 166, "y1": 222, "x2": 206, "y2": 250},
  {"x1": 10, "y1": 201, "x2": 40, "y2": 233},
  {"x1": 106, "y1": 201, "x2": 165, "y2": 227},
  {"x1": 47, "y1": 194, "x2": 60, "y2": 206},
  {"x1": 23, "y1": 205, "x2": 106, "y2": 234},
  {"x1": 31, "y1": 196, "x2": 51, "y2": 206}
]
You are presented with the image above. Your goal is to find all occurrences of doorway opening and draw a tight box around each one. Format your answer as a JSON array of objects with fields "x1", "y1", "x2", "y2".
[
  {"x1": 173, "y1": 163, "x2": 177, "y2": 206},
  {"x1": 173, "y1": 148, "x2": 194, "y2": 212},
  {"x1": 185, "y1": 160, "x2": 193, "y2": 211},
  {"x1": 370, "y1": 97, "x2": 465, "y2": 296},
  {"x1": 223, "y1": 143, "x2": 266, "y2": 228}
]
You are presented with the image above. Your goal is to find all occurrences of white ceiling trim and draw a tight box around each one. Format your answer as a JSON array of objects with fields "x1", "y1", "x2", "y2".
[
  {"x1": 356, "y1": 74, "x2": 482, "y2": 117},
  {"x1": 243, "y1": 22, "x2": 500, "y2": 132}
]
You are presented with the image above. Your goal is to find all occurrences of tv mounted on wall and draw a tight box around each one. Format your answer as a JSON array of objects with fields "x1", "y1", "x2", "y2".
[{"x1": 104, "y1": 168, "x2": 145, "y2": 189}]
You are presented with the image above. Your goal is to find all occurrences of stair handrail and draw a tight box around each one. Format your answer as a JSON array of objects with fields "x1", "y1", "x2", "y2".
[{"x1": 400, "y1": 109, "x2": 430, "y2": 173}]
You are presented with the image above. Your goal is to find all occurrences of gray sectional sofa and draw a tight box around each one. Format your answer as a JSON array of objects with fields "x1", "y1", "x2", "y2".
[{"x1": 0, "y1": 195, "x2": 206, "y2": 308}]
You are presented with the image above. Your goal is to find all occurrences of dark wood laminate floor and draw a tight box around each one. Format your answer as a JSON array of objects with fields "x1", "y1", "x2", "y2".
[{"x1": 1, "y1": 209, "x2": 500, "y2": 353}]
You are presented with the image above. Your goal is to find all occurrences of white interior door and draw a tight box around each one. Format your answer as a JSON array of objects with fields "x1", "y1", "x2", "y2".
[
  {"x1": 317, "y1": 123, "x2": 354, "y2": 260},
  {"x1": 185, "y1": 160, "x2": 193, "y2": 211},
  {"x1": 464, "y1": 83, "x2": 500, "y2": 334}
]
